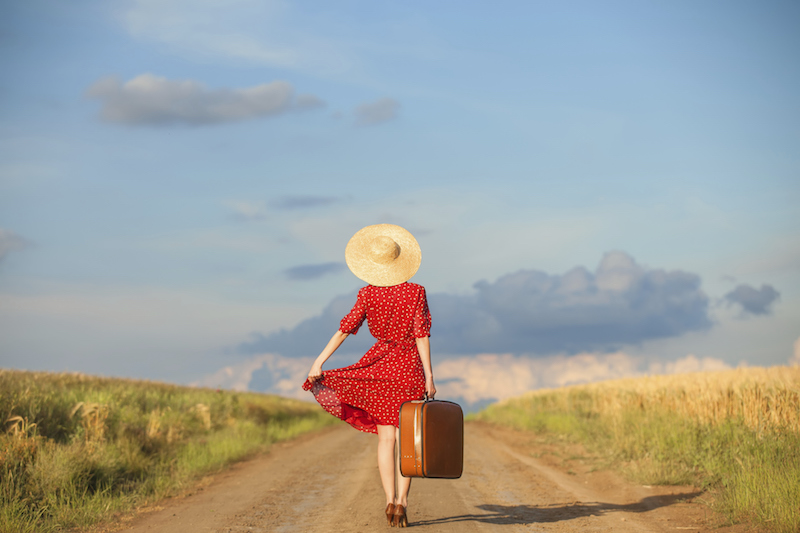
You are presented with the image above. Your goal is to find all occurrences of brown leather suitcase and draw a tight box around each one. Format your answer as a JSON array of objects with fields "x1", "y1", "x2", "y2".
[{"x1": 398, "y1": 398, "x2": 463, "y2": 478}]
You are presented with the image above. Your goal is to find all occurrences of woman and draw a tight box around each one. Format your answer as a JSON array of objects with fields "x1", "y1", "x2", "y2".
[{"x1": 303, "y1": 224, "x2": 436, "y2": 528}]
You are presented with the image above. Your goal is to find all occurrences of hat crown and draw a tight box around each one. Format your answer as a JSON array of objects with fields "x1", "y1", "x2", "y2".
[{"x1": 369, "y1": 236, "x2": 400, "y2": 265}]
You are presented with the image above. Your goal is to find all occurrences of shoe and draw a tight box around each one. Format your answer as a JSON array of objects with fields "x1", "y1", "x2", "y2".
[
  {"x1": 392, "y1": 504, "x2": 408, "y2": 528},
  {"x1": 385, "y1": 503, "x2": 395, "y2": 526}
]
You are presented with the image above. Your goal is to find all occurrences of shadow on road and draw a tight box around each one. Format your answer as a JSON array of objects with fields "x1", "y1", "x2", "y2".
[{"x1": 411, "y1": 491, "x2": 703, "y2": 527}]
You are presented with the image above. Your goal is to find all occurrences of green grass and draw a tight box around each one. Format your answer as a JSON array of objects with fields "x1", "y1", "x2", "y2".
[
  {"x1": 474, "y1": 385, "x2": 800, "y2": 533},
  {"x1": 0, "y1": 369, "x2": 336, "y2": 533}
]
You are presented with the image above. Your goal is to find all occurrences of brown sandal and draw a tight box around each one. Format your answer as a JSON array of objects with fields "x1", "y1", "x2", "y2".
[
  {"x1": 392, "y1": 504, "x2": 408, "y2": 528},
  {"x1": 385, "y1": 503, "x2": 395, "y2": 526}
]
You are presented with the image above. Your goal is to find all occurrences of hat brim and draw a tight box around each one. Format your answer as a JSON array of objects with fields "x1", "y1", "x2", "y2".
[{"x1": 345, "y1": 224, "x2": 421, "y2": 287}]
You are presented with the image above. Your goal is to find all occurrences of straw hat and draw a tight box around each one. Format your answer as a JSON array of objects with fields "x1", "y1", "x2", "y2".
[{"x1": 345, "y1": 224, "x2": 421, "y2": 286}]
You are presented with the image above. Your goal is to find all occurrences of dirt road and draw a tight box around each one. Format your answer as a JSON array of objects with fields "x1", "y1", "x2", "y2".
[{"x1": 118, "y1": 422, "x2": 743, "y2": 532}]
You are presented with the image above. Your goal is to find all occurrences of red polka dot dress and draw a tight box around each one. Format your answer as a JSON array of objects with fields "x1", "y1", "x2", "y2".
[{"x1": 302, "y1": 282, "x2": 431, "y2": 434}]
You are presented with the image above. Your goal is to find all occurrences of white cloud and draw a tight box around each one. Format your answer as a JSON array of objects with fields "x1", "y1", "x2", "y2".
[
  {"x1": 435, "y1": 352, "x2": 732, "y2": 405},
  {"x1": 0, "y1": 229, "x2": 29, "y2": 261},
  {"x1": 191, "y1": 353, "x2": 313, "y2": 400},
  {"x1": 86, "y1": 74, "x2": 322, "y2": 126},
  {"x1": 647, "y1": 353, "x2": 731, "y2": 374},
  {"x1": 192, "y1": 356, "x2": 269, "y2": 392},
  {"x1": 354, "y1": 98, "x2": 400, "y2": 126},
  {"x1": 791, "y1": 337, "x2": 800, "y2": 366}
]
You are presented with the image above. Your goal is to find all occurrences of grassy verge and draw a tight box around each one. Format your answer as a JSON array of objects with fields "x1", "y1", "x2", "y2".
[
  {"x1": 0, "y1": 369, "x2": 335, "y2": 533},
  {"x1": 473, "y1": 366, "x2": 800, "y2": 533}
]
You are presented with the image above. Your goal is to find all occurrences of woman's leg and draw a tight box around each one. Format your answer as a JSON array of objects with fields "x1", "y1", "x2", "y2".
[
  {"x1": 395, "y1": 426, "x2": 412, "y2": 507},
  {"x1": 376, "y1": 425, "x2": 396, "y2": 506}
]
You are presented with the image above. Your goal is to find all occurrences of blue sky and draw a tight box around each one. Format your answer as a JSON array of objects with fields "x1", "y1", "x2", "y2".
[{"x1": 1, "y1": 1, "x2": 798, "y2": 407}]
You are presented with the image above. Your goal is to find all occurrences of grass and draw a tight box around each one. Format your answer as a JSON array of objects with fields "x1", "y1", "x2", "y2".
[
  {"x1": 473, "y1": 366, "x2": 800, "y2": 533},
  {"x1": 0, "y1": 369, "x2": 336, "y2": 533}
]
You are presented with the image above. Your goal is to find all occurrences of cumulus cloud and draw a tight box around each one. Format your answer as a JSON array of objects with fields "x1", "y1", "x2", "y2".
[
  {"x1": 435, "y1": 352, "x2": 731, "y2": 409},
  {"x1": 0, "y1": 229, "x2": 29, "y2": 261},
  {"x1": 432, "y1": 251, "x2": 712, "y2": 354},
  {"x1": 646, "y1": 354, "x2": 732, "y2": 375},
  {"x1": 240, "y1": 252, "x2": 712, "y2": 358},
  {"x1": 724, "y1": 283, "x2": 780, "y2": 316},
  {"x1": 284, "y1": 262, "x2": 346, "y2": 281},
  {"x1": 191, "y1": 353, "x2": 313, "y2": 400},
  {"x1": 354, "y1": 98, "x2": 400, "y2": 126},
  {"x1": 86, "y1": 74, "x2": 324, "y2": 126},
  {"x1": 271, "y1": 195, "x2": 341, "y2": 210}
]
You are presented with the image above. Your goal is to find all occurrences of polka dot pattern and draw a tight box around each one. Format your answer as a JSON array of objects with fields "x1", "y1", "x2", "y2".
[{"x1": 302, "y1": 282, "x2": 431, "y2": 434}]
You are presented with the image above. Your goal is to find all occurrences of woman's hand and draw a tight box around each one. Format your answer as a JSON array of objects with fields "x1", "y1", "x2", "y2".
[
  {"x1": 307, "y1": 362, "x2": 323, "y2": 383},
  {"x1": 307, "y1": 331, "x2": 349, "y2": 384},
  {"x1": 308, "y1": 330, "x2": 349, "y2": 383},
  {"x1": 416, "y1": 336, "x2": 436, "y2": 399},
  {"x1": 426, "y1": 377, "x2": 436, "y2": 399}
]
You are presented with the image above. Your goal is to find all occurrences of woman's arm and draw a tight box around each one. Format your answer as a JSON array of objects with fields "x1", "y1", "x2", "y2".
[
  {"x1": 416, "y1": 336, "x2": 436, "y2": 399},
  {"x1": 307, "y1": 330, "x2": 349, "y2": 382}
]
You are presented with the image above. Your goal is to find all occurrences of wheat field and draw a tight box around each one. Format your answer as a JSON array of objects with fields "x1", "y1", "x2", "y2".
[
  {"x1": 477, "y1": 366, "x2": 800, "y2": 533},
  {"x1": 506, "y1": 366, "x2": 800, "y2": 433}
]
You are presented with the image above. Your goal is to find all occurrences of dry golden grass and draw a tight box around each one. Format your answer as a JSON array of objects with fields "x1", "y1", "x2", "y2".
[
  {"x1": 0, "y1": 368, "x2": 336, "y2": 533},
  {"x1": 504, "y1": 366, "x2": 800, "y2": 434}
]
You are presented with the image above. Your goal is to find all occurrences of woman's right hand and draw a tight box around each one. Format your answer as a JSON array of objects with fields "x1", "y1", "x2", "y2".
[
  {"x1": 307, "y1": 331, "x2": 349, "y2": 384},
  {"x1": 426, "y1": 377, "x2": 436, "y2": 400},
  {"x1": 308, "y1": 362, "x2": 323, "y2": 383}
]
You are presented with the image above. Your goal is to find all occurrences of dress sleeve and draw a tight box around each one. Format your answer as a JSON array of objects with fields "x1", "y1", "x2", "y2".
[
  {"x1": 412, "y1": 286, "x2": 432, "y2": 338},
  {"x1": 339, "y1": 288, "x2": 368, "y2": 335}
]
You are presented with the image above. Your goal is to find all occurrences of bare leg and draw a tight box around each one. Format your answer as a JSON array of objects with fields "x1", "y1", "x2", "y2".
[
  {"x1": 395, "y1": 426, "x2": 412, "y2": 507},
  {"x1": 376, "y1": 425, "x2": 396, "y2": 506}
]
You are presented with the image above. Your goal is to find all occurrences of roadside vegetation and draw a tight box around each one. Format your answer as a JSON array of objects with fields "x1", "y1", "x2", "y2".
[
  {"x1": 474, "y1": 366, "x2": 800, "y2": 533},
  {"x1": 0, "y1": 369, "x2": 335, "y2": 533}
]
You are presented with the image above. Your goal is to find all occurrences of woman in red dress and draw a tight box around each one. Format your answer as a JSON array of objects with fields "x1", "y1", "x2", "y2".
[{"x1": 303, "y1": 224, "x2": 436, "y2": 528}]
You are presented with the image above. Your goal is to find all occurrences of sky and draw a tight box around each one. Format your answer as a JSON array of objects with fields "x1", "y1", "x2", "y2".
[{"x1": 1, "y1": 0, "x2": 798, "y2": 410}]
